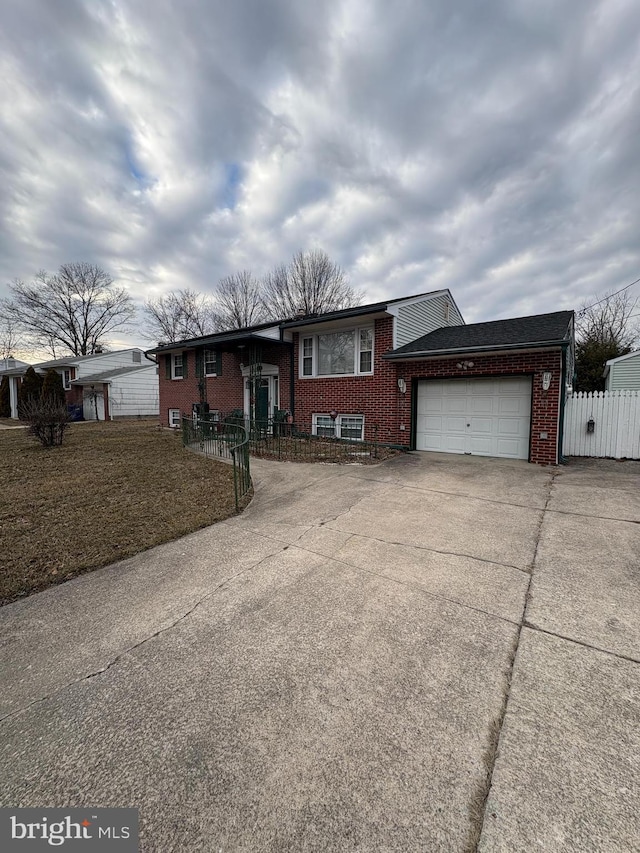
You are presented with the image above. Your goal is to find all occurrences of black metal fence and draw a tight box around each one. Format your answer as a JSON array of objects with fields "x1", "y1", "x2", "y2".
[
  {"x1": 181, "y1": 416, "x2": 251, "y2": 511},
  {"x1": 197, "y1": 411, "x2": 383, "y2": 463}
]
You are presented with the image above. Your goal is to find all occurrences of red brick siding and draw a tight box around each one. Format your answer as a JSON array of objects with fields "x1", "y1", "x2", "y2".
[
  {"x1": 293, "y1": 317, "x2": 399, "y2": 442},
  {"x1": 294, "y1": 317, "x2": 563, "y2": 464},
  {"x1": 396, "y1": 351, "x2": 563, "y2": 465},
  {"x1": 158, "y1": 343, "x2": 293, "y2": 425},
  {"x1": 159, "y1": 325, "x2": 563, "y2": 464}
]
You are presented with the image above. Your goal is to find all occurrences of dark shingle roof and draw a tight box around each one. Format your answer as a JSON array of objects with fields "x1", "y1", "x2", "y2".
[{"x1": 385, "y1": 311, "x2": 574, "y2": 359}]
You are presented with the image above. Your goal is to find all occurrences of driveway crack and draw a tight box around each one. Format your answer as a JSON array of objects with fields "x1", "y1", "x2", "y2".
[
  {"x1": 467, "y1": 468, "x2": 557, "y2": 852},
  {"x1": 0, "y1": 549, "x2": 284, "y2": 725}
]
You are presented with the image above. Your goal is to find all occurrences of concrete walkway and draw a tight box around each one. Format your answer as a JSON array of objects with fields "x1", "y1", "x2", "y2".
[{"x1": 0, "y1": 453, "x2": 638, "y2": 851}]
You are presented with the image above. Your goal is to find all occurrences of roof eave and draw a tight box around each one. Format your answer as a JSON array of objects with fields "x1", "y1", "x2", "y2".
[
  {"x1": 281, "y1": 304, "x2": 390, "y2": 329},
  {"x1": 383, "y1": 339, "x2": 570, "y2": 361}
]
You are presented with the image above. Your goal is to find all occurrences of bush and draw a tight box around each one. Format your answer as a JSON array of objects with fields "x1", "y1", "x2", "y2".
[
  {"x1": 21, "y1": 396, "x2": 70, "y2": 447},
  {"x1": 41, "y1": 367, "x2": 66, "y2": 405},
  {"x1": 0, "y1": 376, "x2": 9, "y2": 418},
  {"x1": 18, "y1": 366, "x2": 43, "y2": 417}
]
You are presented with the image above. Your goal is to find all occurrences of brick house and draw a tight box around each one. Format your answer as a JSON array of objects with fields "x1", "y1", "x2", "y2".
[{"x1": 148, "y1": 290, "x2": 575, "y2": 465}]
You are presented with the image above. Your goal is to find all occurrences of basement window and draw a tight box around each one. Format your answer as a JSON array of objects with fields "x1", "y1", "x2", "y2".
[
  {"x1": 312, "y1": 414, "x2": 364, "y2": 441},
  {"x1": 168, "y1": 409, "x2": 181, "y2": 428}
]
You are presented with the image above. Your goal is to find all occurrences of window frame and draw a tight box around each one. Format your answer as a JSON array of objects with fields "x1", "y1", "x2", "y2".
[
  {"x1": 204, "y1": 349, "x2": 217, "y2": 377},
  {"x1": 172, "y1": 354, "x2": 184, "y2": 380},
  {"x1": 168, "y1": 408, "x2": 181, "y2": 428},
  {"x1": 299, "y1": 325, "x2": 374, "y2": 378},
  {"x1": 62, "y1": 369, "x2": 71, "y2": 391},
  {"x1": 312, "y1": 413, "x2": 365, "y2": 442}
]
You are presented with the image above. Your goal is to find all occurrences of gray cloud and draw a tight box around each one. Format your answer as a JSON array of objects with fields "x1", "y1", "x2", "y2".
[{"x1": 1, "y1": 0, "x2": 639, "y2": 350}]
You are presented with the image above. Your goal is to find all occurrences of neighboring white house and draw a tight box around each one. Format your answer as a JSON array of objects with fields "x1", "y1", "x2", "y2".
[
  {"x1": 603, "y1": 351, "x2": 640, "y2": 391},
  {"x1": 28, "y1": 348, "x2": 159, "y2": 421},
  {"x1": 0, "y1": 357, "x2": 31, "y2": 419}
]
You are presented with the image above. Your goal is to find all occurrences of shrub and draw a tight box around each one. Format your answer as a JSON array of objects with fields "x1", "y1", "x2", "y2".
[
  {"x1": 0, "y1": 376, "x2": 9, "y2": 418},
  {"x1": 18, "y1": 366, "x2": 43, "y2": 417},
  {"x1": 21, "y1": 395, "x2": 70, "y2": 447},
  {"x1": 41, "y1": 367, "x2": 66, "y2": 405}
]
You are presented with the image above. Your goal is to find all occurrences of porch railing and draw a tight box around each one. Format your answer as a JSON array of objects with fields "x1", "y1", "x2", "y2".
[
  {"x1": 181, "y1": 416, "x2": 251, "y2": 511},
  {"x1": 202, "y1": 411, "x2": 382, "y2": 462}
]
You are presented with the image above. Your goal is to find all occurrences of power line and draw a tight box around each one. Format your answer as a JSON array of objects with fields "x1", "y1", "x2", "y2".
[{"x1": 578, "y1": 276, "x2": 640, "y2": 316}]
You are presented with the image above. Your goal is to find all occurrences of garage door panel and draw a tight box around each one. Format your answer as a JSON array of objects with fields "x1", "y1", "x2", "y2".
[
  {"x1": 497, "y1": 418, "x2": 524, "y2": 436},
  {"x1": 470, "y1": 396, "x2": 495, "y2": 414},
  {"x1": 469, "y1": 436, "x2": 492, "y2": 454},
  {"x1": 416, "y1": 377, "x2": 531, "y2": 460},
  {"x1": 496, "y1": 438, "x2": 525, "y2": 457}
]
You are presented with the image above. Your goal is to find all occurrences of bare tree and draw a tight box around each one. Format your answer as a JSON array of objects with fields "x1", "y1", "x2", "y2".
[
  {"x1": 2, "y1": 263, "x2": 135, "y2": 357},
  {"x1": 575, "y1": 288, "x2": 640, "y2": 391},
  {"x1": 576, "y1": 288, "x2": 639, "y2": 347},
  {"x1": 215, "y1": 271, "x2": 266, "y2": 330},
  {"x1": 263, "y1": 250, "x2": 361, "y2": 320},
  {"x1": 0, "y1": 311, "x2": 22, "y2": 360},
  {"x1": 143, "y1": 288, "x2": 219, "y2": 343}
]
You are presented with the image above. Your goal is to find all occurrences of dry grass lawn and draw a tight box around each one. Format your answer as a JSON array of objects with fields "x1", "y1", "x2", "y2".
[{"x1": 0, "y1": 420, "x2": 247, "y2": 604}]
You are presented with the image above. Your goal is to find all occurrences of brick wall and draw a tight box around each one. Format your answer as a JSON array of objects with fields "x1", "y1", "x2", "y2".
[
  {"x1": 158, "y1": 342, "x2": 293, "y2": 425},
  {"x1": 159, "y1": 328, "x2": 563, "y2": 464},
  {"x1": 293, "y1": 318, "x2": 563, "y2": 464},
  {"x1": 395, "y1": 350, "x2": 563, "y2": 465},
  {"x1": 292, "y1": 317, "x2": 399, "y2": 442}
]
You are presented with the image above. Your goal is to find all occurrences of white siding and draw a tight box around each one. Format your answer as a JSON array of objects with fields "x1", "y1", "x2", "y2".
[
  {"x1": 606, "y1": 352, "x2": 640, "y2": 391},
  {"x1": 75, "y1": 349, "x2": 151, "y2": 379},
  {"x1": 108, "y1": 366, "x2": 159, "y2": 418},
  {"x1": 396, "y1": 294, "x2": 464, "y2": 348},
  {"x1": 563, "y1": 391, "x2": 640, "y2": 458}
]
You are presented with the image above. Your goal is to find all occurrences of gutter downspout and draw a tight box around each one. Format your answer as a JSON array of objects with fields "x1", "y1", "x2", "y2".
[
  {"x1": 287, "y1": 340, "x2": 295, "y2": 420},
  {"x1": 558, "y1": 342, "x2": 568, "y2": 464}
]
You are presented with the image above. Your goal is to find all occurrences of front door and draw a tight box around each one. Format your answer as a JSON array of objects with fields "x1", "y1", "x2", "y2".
[
  {"x1": 244, "y1": 372, "x2": 279, "y2": 420},
  {"x1": 256, "y1": 380, "x2": 269, "y2": 421}
]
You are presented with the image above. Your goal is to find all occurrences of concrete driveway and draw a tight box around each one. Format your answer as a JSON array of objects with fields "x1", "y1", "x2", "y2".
[{"x1": 1, "y1": 452, "x2": 639, "y2": 851}]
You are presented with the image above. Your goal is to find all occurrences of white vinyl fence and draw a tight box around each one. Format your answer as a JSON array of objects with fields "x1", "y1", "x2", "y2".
[{"x1": 563, "y1": 390, "x2": 640, "y2": 459}]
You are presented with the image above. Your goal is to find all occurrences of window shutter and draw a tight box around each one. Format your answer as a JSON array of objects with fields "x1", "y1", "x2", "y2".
[
  {"x1": 182, "y1": 351, "x2": 189, "y2": 379},
  {"x1": 165, "y1": 355, "x2": 171, "y2": 380},
  {"x1": 216, "y1": 351, "x2": 223, "y2": 376},
  {"x1": 195, "y1": 349, "x2": 203, "y2": 379}
]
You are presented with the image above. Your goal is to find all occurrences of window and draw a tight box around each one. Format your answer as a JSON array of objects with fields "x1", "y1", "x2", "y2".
[
  {"x1": 302, "y1": 338, "x2": 313, "y2": 376},
  {"x1": 168, "y1": 409, "x2": 181, "y2": 428},
  {"x1": 172, "y1": 354, "x2": 184, "y2": 379},
  {"x1": 204, "y1": 350, "x2": 217, "y2": 376},
  {"x1": 314, "y1": 415, "x2": 336, "y2": 438},
  {"x1": 318, "y1": 331, "x2": 354, "y2": 375},
  {"x1": 62, "y1": 369, "x2": 71, "y2": 390},
  {"x1": 313, "y1": 414, "x2": 364, "y2": 441},
  {"x1": 300, "y1": 326, "x2": 374, "y2": 377},
  {"x1": 359, "y1": 328, "x2": 373, "y2": 373}
]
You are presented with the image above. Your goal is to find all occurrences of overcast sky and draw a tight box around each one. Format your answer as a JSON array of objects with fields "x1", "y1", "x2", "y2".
[{"x1": 1, "y1": 0, "x2": 639, "y2": 349}]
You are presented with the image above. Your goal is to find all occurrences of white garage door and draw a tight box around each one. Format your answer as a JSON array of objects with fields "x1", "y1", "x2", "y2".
[{"x1": 416, "y1": 377, "x2": 532, "y2": 459}]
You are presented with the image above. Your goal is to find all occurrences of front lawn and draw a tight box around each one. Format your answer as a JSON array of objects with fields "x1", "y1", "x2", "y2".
[{"x1": 0, "y1": 420, "x2": 247, "y2": 603}]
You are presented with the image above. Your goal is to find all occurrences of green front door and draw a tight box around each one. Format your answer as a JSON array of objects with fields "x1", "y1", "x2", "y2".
[{"x1": 256, "y1": 380, "x2": 269, "y2": 421}]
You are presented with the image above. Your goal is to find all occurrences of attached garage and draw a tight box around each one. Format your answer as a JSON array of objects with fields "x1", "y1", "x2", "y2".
[
  {"x1": 383, "y1": 310, "x2": 576, "y2": 465},
  {"x1": 416, "y1": 377, "x2": 532, "y2": 459}
]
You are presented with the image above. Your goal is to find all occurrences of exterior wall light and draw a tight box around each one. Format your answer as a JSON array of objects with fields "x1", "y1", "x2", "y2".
[
  {"x1": 456, "y1": 360, "x2": 475, "y2": 370},
  {"x1": 329, "y1": 409, "x2": 338, "y2": 420},
  {"x1": 542, "y1": 371, "x2": 552, "y2": 391},
  {"x1": 398, "y1": 378, "x2": 407, "y2": 394},
  {"x1": 587, "y1": 418, "x2": 595, "y2": 434}
]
